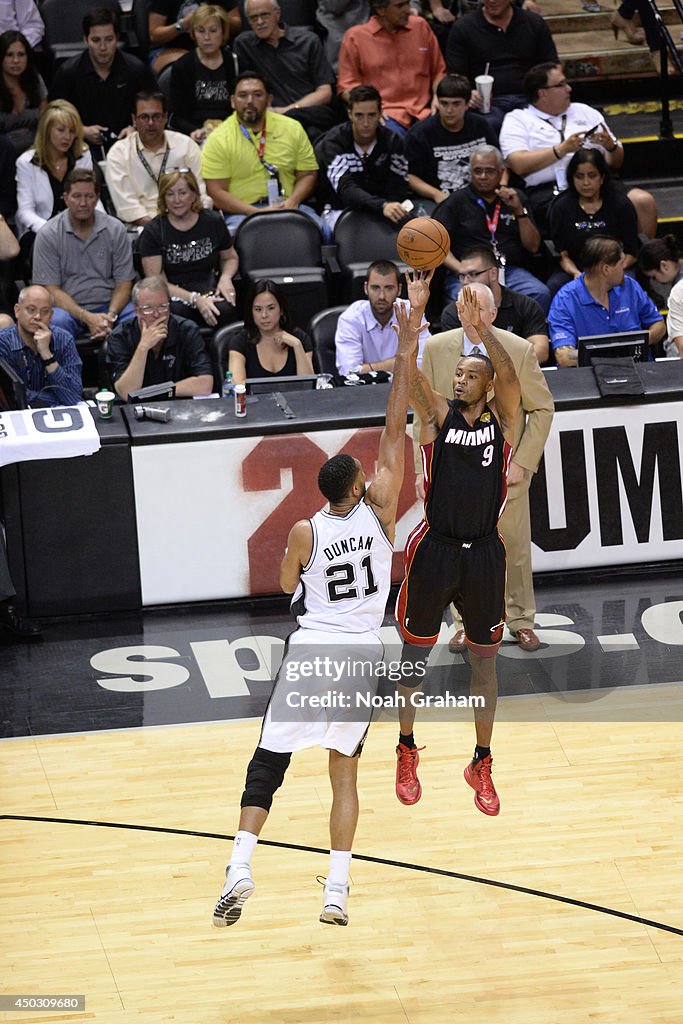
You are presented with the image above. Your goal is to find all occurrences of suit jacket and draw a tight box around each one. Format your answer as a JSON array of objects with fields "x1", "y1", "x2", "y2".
[{"x1": 412, "y1": 326, "x2": 554, "y2": 473}]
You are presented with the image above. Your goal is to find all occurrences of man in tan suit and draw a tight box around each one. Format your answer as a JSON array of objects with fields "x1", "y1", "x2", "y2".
[{"x1": 413, "y1": 290, "x2": 554, "y2": 651}]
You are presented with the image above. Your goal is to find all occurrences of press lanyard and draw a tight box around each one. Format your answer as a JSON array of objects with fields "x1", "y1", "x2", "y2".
[
  {"x1": 239, "y1": 124, "x2": 278, "y2": 179},
  {"x1": 541, "y1": 113, "x2": 567, "y2": 141},
  {"x1": 476, "y1": 197, "x2": 505, "y2": 267},
  {"x1": 136, "y1": 139, "x2": 170, "y2": 183}
]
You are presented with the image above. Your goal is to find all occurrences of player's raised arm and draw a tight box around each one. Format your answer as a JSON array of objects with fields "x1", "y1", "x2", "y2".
[
  {"x1": 279, "y1": 519, "x2": 313, "y2": 593},
  {"x1": 457, "y1": 285, "x2": 521, "y2": 445},
  {"x1": 367, "y1": 270, "x2": 432, "y2": 528}
]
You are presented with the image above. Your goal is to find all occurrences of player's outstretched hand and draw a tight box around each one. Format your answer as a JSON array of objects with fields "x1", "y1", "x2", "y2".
[
  {"x1": 405, "y1": 268, "x2": 434, "y2": 316},
  {"x1": 456, "y1": 285, "x2": 482, "y2": 336},
  {"x1": 393, "y1": 299, "x2": 427, "y2": 357}
]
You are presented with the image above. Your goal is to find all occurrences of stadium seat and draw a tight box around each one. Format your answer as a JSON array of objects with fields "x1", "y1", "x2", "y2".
[
  {"x1": 41, "y1": 0, "x2": 122, "y2": 63},
  {"x1": 234, "y1": 210, "x2": 329, "y2": 331},
  {"x1": 210, "y1": 321, "x2": 246, "y2": 393},
  {"x1": 308, "y1": 305, "x2": 346, "y2": 376},
  {"x1": 332, "y1": 209, "x2": 407, "y2": 303}
]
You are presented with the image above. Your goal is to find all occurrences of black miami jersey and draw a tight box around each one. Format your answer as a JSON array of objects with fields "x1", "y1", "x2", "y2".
[{"x1": 421, "y1": 400, "x2": 512, "y2": 541}]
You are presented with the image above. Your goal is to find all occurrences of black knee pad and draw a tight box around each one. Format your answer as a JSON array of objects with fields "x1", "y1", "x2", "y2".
[{"x1": 241, "y1": 746, "x2": 292, "y2": 811}]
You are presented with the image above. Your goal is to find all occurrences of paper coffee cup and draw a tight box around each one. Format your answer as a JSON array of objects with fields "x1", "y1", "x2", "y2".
[
  {"x1": 95, "y1": 390, "x2": 115, "y2": 419},
  {"x1": 475, "y1": 74, "x2": 494, "y2": 114}
]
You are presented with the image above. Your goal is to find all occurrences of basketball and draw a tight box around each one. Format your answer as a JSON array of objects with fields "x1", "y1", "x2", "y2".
[{"x1": 396, "y1": 217, "x2": 451, "y2": 271}]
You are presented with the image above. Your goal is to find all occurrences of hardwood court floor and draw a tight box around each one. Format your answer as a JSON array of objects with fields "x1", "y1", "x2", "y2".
[{"x1": 2, "y1": 691, "x2": 683, "y2": 1024}]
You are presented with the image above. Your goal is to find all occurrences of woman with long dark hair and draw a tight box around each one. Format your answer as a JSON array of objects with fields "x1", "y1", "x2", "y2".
[
  {"x1": 547, "y1": 147, "x2": 640, "y2": 293},
  {"x1": 0, "y1": 30, "x2": 46, "y2": 155},
  {"x1": 228, "y1": 279, "x2": 314, "y2": 384}
]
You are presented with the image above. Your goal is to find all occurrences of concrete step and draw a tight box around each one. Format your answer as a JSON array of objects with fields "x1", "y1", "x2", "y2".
[{"x1": 545, "y1": 5, "x2": 681, "y2": 34}]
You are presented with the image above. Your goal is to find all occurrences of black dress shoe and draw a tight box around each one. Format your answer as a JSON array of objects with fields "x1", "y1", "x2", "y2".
[{"x1": 0, "y1": 604, "x2": 42, "y2": 639}]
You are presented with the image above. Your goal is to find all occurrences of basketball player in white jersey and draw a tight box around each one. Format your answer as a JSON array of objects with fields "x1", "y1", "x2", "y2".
[{"x1": 212, "y1": 269, "x2": 432, "y2": 929}]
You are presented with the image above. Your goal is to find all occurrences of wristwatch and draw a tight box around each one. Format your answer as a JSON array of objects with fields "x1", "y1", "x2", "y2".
[
  {"x1": 175, "y1": 19, "x2": 183, "y2": 32},
  {"x1": 42, "y1": 353, "x2": 57, "y2": 367},
  {"x1": 516, "y1": 207, "x2": 529, "y2": 219}
]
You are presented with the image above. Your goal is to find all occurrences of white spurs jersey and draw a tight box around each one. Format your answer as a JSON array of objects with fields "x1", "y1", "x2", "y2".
[{"x1": 291, "y1": 500, "x2": 394, "y2": 634}]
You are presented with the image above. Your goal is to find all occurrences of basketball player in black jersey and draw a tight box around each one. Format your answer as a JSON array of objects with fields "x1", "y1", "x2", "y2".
[{"x1": 394, "y1": 284, "x2": 521, "y2": 816}]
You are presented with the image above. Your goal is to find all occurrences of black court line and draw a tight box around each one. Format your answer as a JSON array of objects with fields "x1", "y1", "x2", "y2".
[{"x1": 3, "y1": 814, "x2": 682, "y2": 938}]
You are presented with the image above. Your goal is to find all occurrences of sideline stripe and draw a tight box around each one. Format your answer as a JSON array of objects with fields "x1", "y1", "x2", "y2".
[{"x1": 3, "y1": 814, "x2": 682, "y2": 937}]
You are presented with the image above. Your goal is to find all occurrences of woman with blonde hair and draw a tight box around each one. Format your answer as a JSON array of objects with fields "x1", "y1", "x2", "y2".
[
  {"x1": 15, "y1": 99, "x2": 94, "y2": 244},
  {"x1": 170, "y1": 5, "x2": 236, "y2": 142},
  {"x1": 139, "y1": 166, "x2": 239, "y2": 328}
]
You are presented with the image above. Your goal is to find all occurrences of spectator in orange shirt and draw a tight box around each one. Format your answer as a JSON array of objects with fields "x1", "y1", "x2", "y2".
[{"x1": 337, "y1": 0, "x2": 446, "y2": 136}]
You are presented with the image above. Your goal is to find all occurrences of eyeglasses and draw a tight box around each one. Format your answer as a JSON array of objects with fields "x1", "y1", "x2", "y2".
[
  {"x1": 135, "y1": 112, "x2": 165, "y2": 122},
  {"x1": 544, "y1": 79, "x2": 570, "y2": 89},
  {"x1": 471, "y1": 166, "x2": 499, "y2": 177},
  {"x1": 247, "y1": 10, "x2": 276, "y2": 21},
  {"x1": 458, "y1": 268, "x2": 491, "y2": 281},
  {"x1": 136, "y1": 303, "x2": 170, "y2": 314}
]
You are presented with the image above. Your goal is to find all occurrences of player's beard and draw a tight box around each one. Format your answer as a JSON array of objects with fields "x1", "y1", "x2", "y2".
[{"x1": 452, "y1": 398, "x2": 470, "y2": 410}]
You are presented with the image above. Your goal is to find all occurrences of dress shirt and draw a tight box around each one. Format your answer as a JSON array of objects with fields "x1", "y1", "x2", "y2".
[
  {"x1": 0, "y1": 324, "x2": 82, "y2": 406},
  {"x1": 0, "y1": 0, "x2": 44, "y2": 47},
  {"x1": 334, "y1": 297, "x2": 429, "y2": 375},
  {"x1": 338, "y1": 15, "x2": 445, "y2": 128},
  {"x1": 104, "y1": 130, "x2": 209, "y2": 224}
]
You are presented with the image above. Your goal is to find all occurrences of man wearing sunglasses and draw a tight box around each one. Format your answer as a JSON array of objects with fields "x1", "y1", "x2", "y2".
[{"x1": 106, "y1": 275, "x2": 213, "y2": 400}]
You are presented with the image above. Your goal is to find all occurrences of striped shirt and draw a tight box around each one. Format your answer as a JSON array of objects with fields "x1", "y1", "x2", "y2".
[{"x1": 0, "y1": 325, "x2": 82, "y2": 406}]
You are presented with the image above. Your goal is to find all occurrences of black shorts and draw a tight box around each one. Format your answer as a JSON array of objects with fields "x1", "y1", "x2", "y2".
[{"x1": 396, "y1": 523, "x2": 506, "y2": 655}]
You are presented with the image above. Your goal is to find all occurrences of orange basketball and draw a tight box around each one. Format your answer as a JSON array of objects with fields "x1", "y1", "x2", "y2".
[{"x1": 396, "y1": 217, "x2": 451, "y2": 271}]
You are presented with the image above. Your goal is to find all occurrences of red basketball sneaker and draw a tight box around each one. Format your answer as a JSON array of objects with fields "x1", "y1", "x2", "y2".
[
  {"x1": 395, "y1": 743, "x2": 424, "y2": 805},
  {"x1": 464, "y1": 754, "x2": 500, "y2": 816}
]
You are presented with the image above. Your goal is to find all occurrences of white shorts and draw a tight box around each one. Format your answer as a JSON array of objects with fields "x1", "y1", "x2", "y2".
[{"x1": 259, "y1": 627, "x2": 383, "y2": 758}]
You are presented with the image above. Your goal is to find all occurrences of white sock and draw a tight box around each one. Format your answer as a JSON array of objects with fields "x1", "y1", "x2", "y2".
[
  {"x1": 328, "y1": 849, "x2": 352, "y2": 887},
  {"x1": 230, "y1": 830, "x2": 258, "y2": 867}
]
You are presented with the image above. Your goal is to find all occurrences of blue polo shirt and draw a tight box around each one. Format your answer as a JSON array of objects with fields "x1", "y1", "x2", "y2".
[{"x1": 549, "y1": 274, "x2": 662, "y2": 351}]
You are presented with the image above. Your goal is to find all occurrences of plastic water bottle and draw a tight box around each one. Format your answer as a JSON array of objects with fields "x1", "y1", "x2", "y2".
[{"x1": 222, "y1": 370, "x2": 234, "y2": 399}]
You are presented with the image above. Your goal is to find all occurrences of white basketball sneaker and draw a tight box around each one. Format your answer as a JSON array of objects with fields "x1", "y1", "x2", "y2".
[
  {"x1": 319, "y1": 881, "x2": 349, "y2": 926},
  {"x1": 212, "y1": 864, "x2": 255, "y2": 927}
]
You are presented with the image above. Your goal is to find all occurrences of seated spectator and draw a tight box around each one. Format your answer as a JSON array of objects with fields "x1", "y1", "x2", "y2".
[
  {"x1": 201, "y1": 72, "x2": 319, "y2": 232},
  {"x1": 334, "y1": 259, "x2": 429, "y2": 375},
  {"x1": 49, "y1": 7, "x2": 157, "y2": 154},
  {"x1": 0, "y1": 284, "x2": 83, "y2": 405},
  {"x1": 547, "y1": 148, "x2": 640, "y2": 294},
  {"x1": 663, "y1": 277, "x2": 683, "y2": 357},
  {"x1": 316, "y1": 0, "x2": 370, "y2": 74},
  {"x1": 548, "y1": 235, "x2": 665, "y2": 367},
  {"x1": 15, "y1": 100, "x2": 94, "y2": 250},
  {"x1": 107, "y1": 275, "x2": 214, "y2": 400},
  {"x1": 105, "y1": 91, "x2": 210, "y2": 226},
  {"x1": 500, "y1": 63, "x2": 657, "y2": 237},
  {"x1": 440, "y1": 243, "x2": 549, "y2": 363},
  {"x1": 638, "y1": 235, "x2": 683, "y2": 303},
  {"x1": 337, "y1": 0, "x2": 446, "y2": 136},
  {"x1": 434, "y1": 143, "x2": 551, "y2": 312},
  {"x1": 235, "y1": 0, "x2": 338, "y2": 143},
  {"x1": 0, "y1": 30, "x2": 46, "y2": 156},
  {"x1": 170, "y1": 4, "x2": 236, "y2": 142},
  {"x1": 445, "y1": 0, "x2": 557, "y2": 129},
  {"x1": 405, "y1": 74, "x2": 498, "y2": 204},
  {"x1": 228, "y1": 278, "x2": 314, "y2": 383},
  {"x1": 31, "y1": 169, "x2": 135, "y2": 342},
  {"x1": 139, "y1": 168, "x2": 239, "y2": 329},
  {"x1": 315, "y1": 84, "x2": 410, "y2": 234},
  {"x1": 148, "y1": 0, "x2": 240, "y2": 75},
  {"x1": 0, "y1": 528, "x2": 39, "y2": 638},
  {"x1": 0, "y1": 0, "x2": 43, "y2": 48}
]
